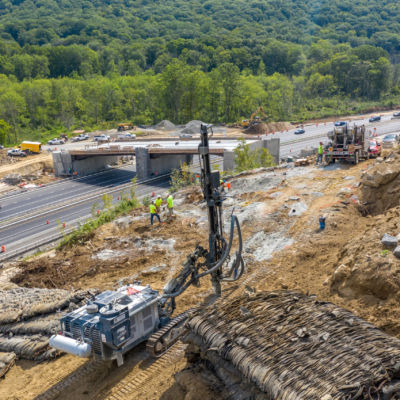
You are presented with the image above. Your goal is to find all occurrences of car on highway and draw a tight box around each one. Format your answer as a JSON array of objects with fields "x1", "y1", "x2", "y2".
[
  {"x1": 369, "y1": 115, "x2": 381, "y2": 123},
  {"x1": 368, "y1": 139, "x2": 382, "y2": 157},
  {"x1": 393, "y1": 112, "x2": 400, "y2": 118},
  {"x1": 294, "y1": 128, "x2": 305, "y2": 134},
  {"x1": 179, "y1": 133, "x2": 193, "y2": 139},
  {"x1": 93, "y1": 134, "x2": 110, "y2": 142},
  {"x1": 382, "y1": 133, "x2": 399, "y2": 148},
  {"x1": 7, "y1": 148, "x2": 27, "y2": 157},
  {"x1": 117, "y1": 133, "x2": 136, "y2": 140},
  {"x1": 72, "y1": 134, "x2": 89, "y2": 142},
  {"x1": 48, "y1": 138, "x2": 65, "y2": 145},
  {"x1": 334, "y1": 121, "x2": 347, "y2": 127}
]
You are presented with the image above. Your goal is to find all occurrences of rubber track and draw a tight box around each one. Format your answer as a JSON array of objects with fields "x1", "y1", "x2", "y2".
[
  {"x1": 34, "y1": 360, "x2": 105, "y2": 400},
  {"x1": 104, "y1": 342, "x2": 186, "y2": 400},
  {"x1": 146, "y1": 309, "x2": 193, "y2": 357}
]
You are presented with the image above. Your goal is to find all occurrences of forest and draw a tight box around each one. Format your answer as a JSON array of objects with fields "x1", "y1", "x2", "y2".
[{"x1": 0, "y1": 0, "x2": 399, "y2": 143}]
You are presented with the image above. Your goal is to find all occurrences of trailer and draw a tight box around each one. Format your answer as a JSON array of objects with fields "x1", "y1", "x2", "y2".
[{"x1": 324, "y1": 122, "x2": 370, "y2": 164}]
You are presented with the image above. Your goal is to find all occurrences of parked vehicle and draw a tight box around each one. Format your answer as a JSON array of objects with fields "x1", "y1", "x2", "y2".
[
  {"x1": 93, "y1": 134, "x2": 110, "y2": 142},
  {"x1": 0, "y1": 145, "x2": 4, "y2": 149},
  {"x1": 7, "y1": 149, "x2": 26, "y2": 157},
  {"x1": 20, "y1": 141, "x2": 41, "y2": 154},
  {"x1": 324, "y1": 122, "x2": 369, "y2": 164},
  {"x1": 72, "y1": 134, "x2": 89, "y2": 142},
  {"x1": 382, "y1": 134, "x2": 399, "y2": 148},
  {"x1": 369, "y1": 115, "x2": 381, "y2": 122},
  {"x1": 179, "y1": 133, "x2": 193, "y2": 139},
  {"x1": 294, "y1": 128, "x2": 305, "y2": 134},
  {"x1": 117, "y1": 133, "x2": 136, "y2": 140},
  {"x1": 48, "y1": 138, "x2": 65, "y2": 145},
  {"x1": 368, "y1": 139, "x2": 382, "y2": 157},
  {"x1": 392, "y1": 112, "x2": 400, "y2": 119},
  {"x1": 334, "y1": 121, "x2": 347, "y2": 127}
]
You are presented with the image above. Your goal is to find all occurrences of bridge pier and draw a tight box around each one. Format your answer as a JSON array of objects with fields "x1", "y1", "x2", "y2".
[
  {"x1": 136, "y1": 148, "x2": 193, "y2": 180},
  {"x1": 53, "y1": 151, "x2": 119, "y2": 176}
]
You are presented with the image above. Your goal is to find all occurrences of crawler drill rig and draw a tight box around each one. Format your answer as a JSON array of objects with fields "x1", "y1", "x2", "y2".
[{"x1": 50, "y1": 124, "x2": 245, "y2": 365}]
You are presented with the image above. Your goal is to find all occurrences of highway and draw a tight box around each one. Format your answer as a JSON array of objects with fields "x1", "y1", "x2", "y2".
[{"x1": 1, "y1": 113, "x2": 399, "y2": 260}]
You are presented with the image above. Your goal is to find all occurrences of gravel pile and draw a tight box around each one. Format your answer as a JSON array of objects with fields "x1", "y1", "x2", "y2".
[{"x1": 155, "y1": 120, "x2": 176, "y2": 130}]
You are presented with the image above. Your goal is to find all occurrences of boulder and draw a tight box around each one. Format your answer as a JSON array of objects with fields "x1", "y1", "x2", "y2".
[
  {"x1": 3, "y1": 174, "x2": 22, "y2": 185},
  {"x1": 394, "y1": 246, "x2": 400, "y2": 259},
  {"x1": 381, "y1": 233, "x2": 398, "y2": 249}
]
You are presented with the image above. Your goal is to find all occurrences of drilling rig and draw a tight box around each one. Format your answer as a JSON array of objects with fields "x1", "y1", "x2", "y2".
[{"x1": 50, "y1": 124, "x2": 245, "y2": 366}]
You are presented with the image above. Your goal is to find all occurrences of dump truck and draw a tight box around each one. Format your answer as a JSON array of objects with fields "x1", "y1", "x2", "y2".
[
  {"x1": 324, "y1": 121, "x2": 370, "y2": 164},
  {"x1": 117, "y1": 123, "x2": 134, "y2": 131},
  {"x1": 20, "y1": 141, "x2": 41, "y2": 154}
]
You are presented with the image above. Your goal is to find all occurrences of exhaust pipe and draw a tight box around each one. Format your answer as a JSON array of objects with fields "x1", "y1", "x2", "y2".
[{"x1": 50, "y1": 335, "x2": 92, "y2": 358}]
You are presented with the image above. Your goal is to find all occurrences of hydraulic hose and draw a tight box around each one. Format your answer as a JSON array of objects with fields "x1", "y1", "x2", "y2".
[{"x1": 161, "y1": 214, "x2": 243, "y2": 299}]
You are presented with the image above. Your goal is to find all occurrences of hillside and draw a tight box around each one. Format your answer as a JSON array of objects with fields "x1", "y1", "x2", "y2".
[{"x1": 0, "y1": 0, "x2": 399, "y2": 145}]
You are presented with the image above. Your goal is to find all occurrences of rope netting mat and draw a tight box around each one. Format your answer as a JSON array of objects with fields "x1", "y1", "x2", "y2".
[{"x1": 186, "y1": 290, "x2": 400, "y2": 399}]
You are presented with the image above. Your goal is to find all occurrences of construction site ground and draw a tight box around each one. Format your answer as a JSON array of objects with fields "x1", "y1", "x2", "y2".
[{"x1": 3, "y1": 148, "x2": 400, "y2": 398}]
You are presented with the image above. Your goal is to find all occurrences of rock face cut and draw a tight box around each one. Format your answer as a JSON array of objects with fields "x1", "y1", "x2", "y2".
[
  {"x1": 183, "y1": 291, "x2": 400, "y2": 399},
  {"x1": 360, "y1": 155, "x2": 400, "y2": 214}
]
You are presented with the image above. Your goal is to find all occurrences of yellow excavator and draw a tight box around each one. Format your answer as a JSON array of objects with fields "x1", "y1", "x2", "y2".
[{"x1": 241, "y1": 107, "x2": 267, "y2": 129}]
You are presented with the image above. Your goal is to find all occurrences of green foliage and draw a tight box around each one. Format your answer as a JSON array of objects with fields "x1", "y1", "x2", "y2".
[
  {"x1": 233, "y1": 140, "x2": 275, "y2": 172},
  {"x1": 142, "y1": 195, "x2": 151, "y2": 207},
  {"x1": 102, "y1": 193, "x2": 113, "y2": 210},
  {"x1": 170, "y1": 162, "x2": 195, "y2": 192},
  {"x1": 0, "y1": 1, "x2": 398, "y2": 144}
]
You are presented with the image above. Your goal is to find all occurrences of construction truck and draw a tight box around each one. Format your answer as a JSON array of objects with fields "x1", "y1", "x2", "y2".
[
  {"x1": 50, "y1": 124, "x2": 245, "y2": 366},
  {"x1": 324, "y1": 121, "x2": 370, "y2": 164},
  {"x1": 241, "y1": 106, "x2": 267, "y2": 129},
  {"x1": 20, "y1": 141, "x2": 41, "y2": 154},
  {"x1": 117, "y1": 123, "x2": 134, "y2": 132}
]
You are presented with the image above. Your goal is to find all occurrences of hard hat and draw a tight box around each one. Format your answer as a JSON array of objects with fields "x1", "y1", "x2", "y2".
[{"x1": 157, "y1": 195, "x2": 161, "y2": 198}]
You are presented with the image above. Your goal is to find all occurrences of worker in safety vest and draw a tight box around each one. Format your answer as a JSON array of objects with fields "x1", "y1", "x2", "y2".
[
  {"x1": 150, "y1": 201, "x2": 161, "y2": 225},
  {"x1": 155, "y1": 195, "x2": 162, "y2": 213},
  {"x1": 167, "y1": 194, "x2": 174, "y2": 219},
  {"x1": 317, "y1": 142, "x2": 324, "y2": 165}
]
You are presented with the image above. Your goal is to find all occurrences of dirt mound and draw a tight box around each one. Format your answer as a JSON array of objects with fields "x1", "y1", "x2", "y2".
[
  {"x1": 156, "y1": 120, "x2": 176, "y2": 131},
  {"x1": 180, "y1": 120, "x2": 206, "y2": 135},
  {"x1": 12, "y1": 217, "x2": 207, "y2": 291},
  {"x1": 360, "y1": 152, "x2": 400, "y2": 214},
  {"x1": 245, "y1": 121, "x2": 292, "y2": 135}
]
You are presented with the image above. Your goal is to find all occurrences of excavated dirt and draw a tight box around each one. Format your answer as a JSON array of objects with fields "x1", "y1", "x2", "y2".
[{"x1": 4, "y1": 152, "x2": 400, "y2": 399}]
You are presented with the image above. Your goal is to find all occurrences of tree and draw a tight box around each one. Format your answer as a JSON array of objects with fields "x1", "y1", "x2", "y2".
[
  {"x1": 217, "y1": 62, "x2": 241, "y2": 122},
  {"x1": 0, "y1": 119, "x2": 11, "y2": 144},
  {"x1": 233, "y1": 140, "x2": 275, "y2": 172}
]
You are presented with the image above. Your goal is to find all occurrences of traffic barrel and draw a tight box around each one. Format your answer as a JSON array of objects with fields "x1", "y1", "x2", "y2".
[
  {"x1": 152, "y1": 192, "x2": 155, "y2": 197},
  {"x1": 62, "y1": 222, "x2": 66, "y2": 229},
  {"x1": 97, "y1": 210, "x2": 100, "y2": 215},
  {"x1": 46, "y1": 219, "x2": 49, "y2": 224},
  {"x1": 1, "y1": 245, "x2": 4, "y2": 253}
]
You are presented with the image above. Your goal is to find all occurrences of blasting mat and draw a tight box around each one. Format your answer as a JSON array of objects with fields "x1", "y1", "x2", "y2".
[
  {"x1": 184, "y1": 290, "x2": 400, "y2": 399},
  {"x1": 0, "y1": 287, "x2": 94, "y2": 362}
]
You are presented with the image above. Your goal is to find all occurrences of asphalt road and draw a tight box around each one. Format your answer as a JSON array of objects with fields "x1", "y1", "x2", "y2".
[{"x1": 1, "y1": 113, "x2": 400, "y2": 259}]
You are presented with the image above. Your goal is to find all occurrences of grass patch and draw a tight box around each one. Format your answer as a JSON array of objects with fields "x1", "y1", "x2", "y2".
[{"x1": 59, "y1": 193, "x2": 141, "y2": 249}]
